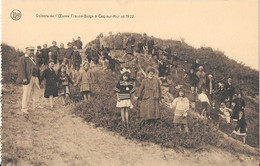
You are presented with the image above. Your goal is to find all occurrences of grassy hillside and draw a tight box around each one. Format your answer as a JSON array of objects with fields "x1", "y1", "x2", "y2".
[
  {"x1": 1, "y1": 43, "x2": 24, "y2": 84},
  {"x1": 94, "y1": 33, "x2": 258, "y2": 97}
]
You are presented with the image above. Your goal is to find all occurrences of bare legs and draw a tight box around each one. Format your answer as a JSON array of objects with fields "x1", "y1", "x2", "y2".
[{"x1": 120, "y1": 107, "x2": 129, "y2": 127}]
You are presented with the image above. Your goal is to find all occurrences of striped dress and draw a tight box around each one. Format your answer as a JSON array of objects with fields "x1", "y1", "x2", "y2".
[{"x1": 115, "y1": 80, "x2": 135, "y2": 108}]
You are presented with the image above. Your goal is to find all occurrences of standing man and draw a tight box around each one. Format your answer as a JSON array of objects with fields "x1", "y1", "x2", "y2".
[
  {"x1": 17, "y1": 47, "x2": 43, "y2": 113},
  {"x1": 49, "y1": 41, "x2": 59, "y2": 65},
  {"x1": 147, "y1": 38, "x2": 154, "y2": 55},
  {"x1": 225, "y1": 77, "x2": 236, "y2": 108},
  {"x1": 75, "y1": 36, "x2": 83, "y2": 49}
]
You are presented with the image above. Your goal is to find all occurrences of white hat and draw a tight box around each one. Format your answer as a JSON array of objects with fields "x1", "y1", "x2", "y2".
[
  {"x1": 26, "y1": 47, "x2": 35, "y2": 50},
  {"x1": 199, "y1": 66, "x2": 203, "y2": 69},
  {"x1": 208, "y1": 74, "x2": 213, "y2": 78}
]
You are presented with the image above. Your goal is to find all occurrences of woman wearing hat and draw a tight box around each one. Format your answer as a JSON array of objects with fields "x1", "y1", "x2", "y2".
[{"x1": 135, "y1": 67, "x2": 162, "y2": 121}]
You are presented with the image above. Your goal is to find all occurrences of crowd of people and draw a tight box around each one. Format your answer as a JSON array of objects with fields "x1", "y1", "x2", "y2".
[{"x1": 17, "y1": 32, "x2": 248, "y2": 143}]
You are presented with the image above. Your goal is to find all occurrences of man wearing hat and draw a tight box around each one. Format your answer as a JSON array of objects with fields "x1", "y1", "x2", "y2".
[{"x1": 17, "y1": 47, "x2": 43, "y2": 113}]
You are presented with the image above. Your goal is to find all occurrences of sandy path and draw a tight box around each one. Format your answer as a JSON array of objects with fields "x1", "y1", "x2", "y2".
[{"x1": 2, "y1": 86, "x2": 258, "y2": 166}]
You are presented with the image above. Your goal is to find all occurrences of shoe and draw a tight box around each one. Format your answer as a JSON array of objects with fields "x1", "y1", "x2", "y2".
[{"x1": 21, "y1": 109, "x2": 29, "y2": 114}]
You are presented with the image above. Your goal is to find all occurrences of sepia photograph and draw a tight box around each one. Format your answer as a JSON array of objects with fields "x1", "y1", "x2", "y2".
[{"x1": 1, "y1": 0, "x2": 259, "y2": 165}]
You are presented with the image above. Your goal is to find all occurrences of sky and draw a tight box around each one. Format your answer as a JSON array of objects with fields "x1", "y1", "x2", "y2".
[{"x1": 2, "y1": 0, "x2": 259, "y2": 70}]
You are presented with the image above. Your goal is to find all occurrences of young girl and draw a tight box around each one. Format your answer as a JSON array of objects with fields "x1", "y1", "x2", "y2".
[
  {"x1": 115, "y1": 71, "x2": 135, "y2": 127},
  {"x1": 74, "y1": 62, "x2": 95, "y2": 103},
  {"x1": 219, "y1": 102, "x2": 232, "y2": 123},
  {"x1": 230, "y1": 111, "x2": 247, "y2": 143},
  {"x1": 40, "y1": 60, "x2": 60, "y2": 109},
  {"x1": 209, "y1": 101, "x2": 221, "y2": 129},
  {"x1": 198, "y1": 89, "x2": 211, "y2": 118},
  {"x1": 165, "y1": 90, "x2": 190, "y2": 133},
  {"x1": 57, "y1": 65, "x2": 74, "y2": 105}
]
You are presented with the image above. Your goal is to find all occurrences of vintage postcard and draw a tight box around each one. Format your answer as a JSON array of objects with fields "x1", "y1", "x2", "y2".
[{"x1": 2, "y1": 0, "x2": 259, "y2": 165}]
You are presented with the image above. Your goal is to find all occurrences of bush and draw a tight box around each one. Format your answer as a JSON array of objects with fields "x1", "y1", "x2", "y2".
[{"x1": 72, "y1": 70, "x2": 222, "y2": 150}]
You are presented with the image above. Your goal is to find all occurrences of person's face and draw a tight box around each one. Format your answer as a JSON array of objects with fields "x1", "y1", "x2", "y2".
[
  {"x1": 190, "y1": 69, "x2": 194, "y2": 74},
  {"x1": 212, "y1": 102, "x2": 216, "y2": 107},
  {"x1": 196, "y1": 59, "x2": 199, "y2": 63},
  {"x1": 173, "y1": 52, "x2": 177, "y2": 56},
  {"x1": 52, "y1": 42, "x2": 56, "y2": 46},
  {"x1": 221, "y1": 103, "x2": 226, "y2": 108},
  {"x1": 238, "y1": 112, "x2": 243, "y2": 118},
  {"x1": 199, "y1": 68, "x2": 203, "y2": 72},
  {"x1": 179, "y1": 91, "x2": 184, "y2": 97},
  {"x1": 49, "y1": 62, "x2": 54, "y2": 68},
  {"x1": 228, "y1": 78, "x2": 232, "y2": 83},
  {"x1": 43, "y1": 44, "x2": 47, "y2": 48},
  {"x1": 26, "y1": 49, "x2": 34, "y2": 56},
  {"x1": 238, "y1": 94, "x2": 242, "y2": 98},
  {"x1": 60, "y1": 44, "x2": 64, "y2": 48},
  {"x1": 122, "y1": 75, "x2": 128, "y2": 81},
  {"x1": 61, "y1": 67, "x2": 66, "y2": 72},
  {"x1": 147, "y1": 71, "x2": 154, "y2": 78},
  {"x1": 78, "y1": 37, "x2": 81, "y2": 40},
  {"x1": 202, "y1": 91, "x2": 205, "y2": 94}
]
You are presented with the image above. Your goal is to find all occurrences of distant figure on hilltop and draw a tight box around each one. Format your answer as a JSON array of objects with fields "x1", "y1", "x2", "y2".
[
  {"x1": 126, "y1": 34, "x2": 136, "y2": 55},
  {"x1": 49, "y1": 41, "x2": 59, "y2": 64},
  {"x1": 75, "y1": 36, "x2": 83, "y2": 49},
  {"x1": 224, "y1": 78, "x2": 236, "y2": 108}
]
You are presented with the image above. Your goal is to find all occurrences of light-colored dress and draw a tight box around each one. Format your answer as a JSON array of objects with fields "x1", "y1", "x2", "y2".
[
  {"x1": 76, "y1": 69, "x2": 95, "y2": 93},
  {"x1": 170, "y1": 97, "x2": 189, "y2": 124},
  {"x1": 137, "y1": 77, "x2": 161, "y2": 120}
]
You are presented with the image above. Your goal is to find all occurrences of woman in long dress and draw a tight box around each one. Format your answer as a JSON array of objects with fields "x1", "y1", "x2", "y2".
[{"x1": 135, "y1": 67, "x2": 161, "y2": 121}]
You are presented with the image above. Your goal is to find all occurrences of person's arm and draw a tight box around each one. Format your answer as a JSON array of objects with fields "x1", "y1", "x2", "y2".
[
  {"x1": 67, "y1": 74, "x2": 74, "y2": 85},
  {"x1": 136, "y1": 79, "x2": 145, "y2": 99},
  {"x1": 19, "y1": 57, "x2": 27, "y2": 84},
  {"x1": 40, "y1": 70, "x2": 46, "y2": 84}
]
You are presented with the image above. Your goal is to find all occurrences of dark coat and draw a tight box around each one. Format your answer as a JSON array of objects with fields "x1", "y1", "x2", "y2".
[
  {"x1": 40, "y1": 67, "x2": 59, "y2": 98},
  {"x1": 185, "y1": 71, "x2": 199, "y2": 87},
  {"x1": 16, "y1": 55, "x2": 40, "y2": 85},
  {"x1": 75, "y1": 40, "x2": 83, "y2": 49},
  {"x1": 147, "y1": 40, "x2": 154, "y2": 48},
  {"x1": 224, "y1": 82, "x2": 235, "y2": 97},
  {"x1": 58, "y1": 48, "x2": 66, "y2": 61},
  {"x1": 235, "y1": 116, "x2": 247, "y2": 133},
  {"x1": 41, "y1": 48, "x2": 50, "y2": 65},
  {"x1": 232, "y1": 98, "x2": 246, "y2": 120},
  {"x1": 65, "y1": 48, "x2": 74, "y2": 59}
]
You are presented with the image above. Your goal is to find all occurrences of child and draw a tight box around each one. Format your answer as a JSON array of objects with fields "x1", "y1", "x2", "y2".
[
  {"x1": 74, "y1": 62, "x2": 95, "y2": 103},
  {"x1": 219, "y1": 102, "x2": 232, "y2": 123},
  {"x1": 57, "y1": 65, "x2": 74, "y2": 105},
  {"x1": 40, "y1": 60, "x2": 60, "y2": 109},
  {"x1": 165, "y1": 90, "x2": 189, "y2": 133},
  {"x1": 115, "y1": 71, "x2": 135, "y2": 127},
  {"x1": 183, "y1": 68, "x2": 199, "y2": 101},
  {"x1": 58, "y1": 43, "x2": 66, "y2": 66},
  {"x1": 49, "y1": 41, "x2": 59, "y2": 64},
  {"x1": 230, "y1": 111, "x2": 247, "y2": 143},
  {"x1": 198, "y1": 90, "x2": 211, "y2": 118},
  {"x1": 209, "y1": 101, "x2": 221, "y2": 129}
]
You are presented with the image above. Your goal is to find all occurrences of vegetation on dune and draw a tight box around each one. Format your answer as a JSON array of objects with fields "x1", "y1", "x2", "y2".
[{"x1": 1, "y1": 32, "x2": 259, "y2": 154}]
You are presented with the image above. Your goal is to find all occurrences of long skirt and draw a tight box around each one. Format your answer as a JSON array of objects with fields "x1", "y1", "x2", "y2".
[{"x1": 140, "y1": 98, "x2": 160, "y2": 120}]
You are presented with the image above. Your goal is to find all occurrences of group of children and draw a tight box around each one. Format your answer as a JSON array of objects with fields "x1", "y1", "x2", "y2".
[
  {"x1": 37, "y1": 33, "x2": 247, "y2": 143},
  {"x1": 40, "y1": 59, "x2": 94, "y2": 108}
]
